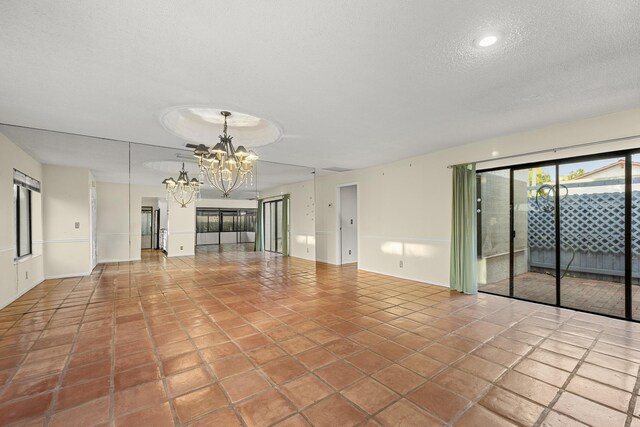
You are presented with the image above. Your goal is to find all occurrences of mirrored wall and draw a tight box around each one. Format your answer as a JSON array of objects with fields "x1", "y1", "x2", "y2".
[{"x1": 0, "y1": 122, "x2": 317, "y2": 299}]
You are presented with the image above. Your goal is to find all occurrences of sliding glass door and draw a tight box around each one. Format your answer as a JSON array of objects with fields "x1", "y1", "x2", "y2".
[
  {"x1": 633, "y1": 154, "x2": 640, "y2": 321},
  {"x1": 477, "y1": 170, "x2": 511, "y2": 296},
  {"x1": 263, "y1": 199, "x2": 282, "y2": 253},
  {"x1": 559, "y1": 158, "x2": 626, "y2": 317},
  {"x1": 196, "y1": 208, "x2": 256, "y2": 245},
  {"x1": 513, "y1": 165, "x2": 557, "y2": 305},
  {"x1": 478, "y1": 150, "x2": 637, "y2": 320}
]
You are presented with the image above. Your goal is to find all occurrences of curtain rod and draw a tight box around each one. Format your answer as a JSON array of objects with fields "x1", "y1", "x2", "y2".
[
  {"x1": 446, "y1": 134, "x2": 640, "y2": 169},
  {"x1": 260, "y1": 194, "x2": 288, "y2": 201}
]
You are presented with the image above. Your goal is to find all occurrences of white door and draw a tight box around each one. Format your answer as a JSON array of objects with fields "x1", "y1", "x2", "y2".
[
  {"x1": 90, "y1": 187, "x2": 97, "y2": 269},
  {"x1": 339, "y1": 185, "x2": 358, "y2": 264}
]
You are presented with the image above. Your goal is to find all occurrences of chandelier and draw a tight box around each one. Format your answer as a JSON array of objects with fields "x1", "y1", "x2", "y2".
[
  {"x1": 192, "y1": 111, "x2": 259, "y2": 198},
  {"x1": 162, "y1": 163, "x2": 201, "y2": 207}
]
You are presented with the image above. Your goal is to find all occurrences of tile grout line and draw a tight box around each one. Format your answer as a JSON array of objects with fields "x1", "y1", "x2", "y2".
[
  {"x1": 253, "y1": 291, "x2": 512, "y2": 425},
  {"x1": 138, "y1": 287, "x2": 183, "y2": 426},
  {"x1": 624, "y1": 364, "x2": 640, "y2": 427},
  {"x1": 108, "y1": 264, "x2": 117, "y2": 427},
  {"x1": 175, "y1": 271, "x2": 408, "y2": 426},
  {"x1": 446, "y1": 304, "x2": 566, "y2": 426},
  {"x1": 200, "y1": 280, "x2": 335, "y2": 427},
  {"x1": 349, "y1": 300, "x2": 508, "y2": 426},
  {"x1": 169, "y1": 278, "x2": 251, "y2": 427},
  {"x1": 41, "y1": 276, "x2": 94, "y2": 427},
  {"x1": 532, "y1": 320, "x2": 605, "y2": 427}
]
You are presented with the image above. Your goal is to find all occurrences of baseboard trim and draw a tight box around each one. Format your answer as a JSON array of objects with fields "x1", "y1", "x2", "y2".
[
  {"x1": 358, "y1": 266, "x2": 448, "y2": 288},
  {"x1": 45, "y1": 272, "x2": 91, "y2": 280},
  {"x1": 289, "y1": 255, "x2": 316, "y2": 262},
  {"x1": 314, "y1": 257, "x2": 336, "y2": 265},
  {"x1": 0, "y1": 278, "x2": 45, "y2": 310},
  {"x1": 167, "y1": 252, "x2": 195, "y2": 258},
  {"x1": 97, "y1": 258, "x2": 142, "y2": 263}
]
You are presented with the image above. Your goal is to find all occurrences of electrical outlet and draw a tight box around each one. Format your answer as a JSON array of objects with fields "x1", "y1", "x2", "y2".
[
  {"x1": 306, "y1": 247, "x2": 309, "y2": 253},
  {"x1": 180, "y1": 246, "x2": 183, "y2": 250},
  {"x1": 75, "y1": 222, "x2": 80, "y2": 229},
  {"x1": 399, "y1": 260, "x2": 403, "y2": 268},
  {"x1": 348, "y1": 249, "x2": 351, "y2": 255},
  {"x1": 25, "y1": 271, "x2": 28, "y2": 279}
]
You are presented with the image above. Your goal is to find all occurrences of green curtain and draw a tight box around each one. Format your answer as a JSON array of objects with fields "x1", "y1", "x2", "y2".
[
  {"x1": 254, "y1": 199, "x2": 263, "y2": 251},
  {"x1": 282, "y1": 194, "x2": 290, "y2": 256},
  {"x1": 450, "y1": 164, "x2": 478, "y2": 294}
]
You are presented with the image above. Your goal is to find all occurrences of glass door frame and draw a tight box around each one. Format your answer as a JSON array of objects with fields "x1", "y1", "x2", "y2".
[
  {"x1": 478, "y1": 147, "x2": 636, "y2": 320},
  {"x1": 263, "y1": 199, "x2": 283, "y2": 254},
  {"x1": 141, "y1": 206, "x2": 153, "y2": 250}
]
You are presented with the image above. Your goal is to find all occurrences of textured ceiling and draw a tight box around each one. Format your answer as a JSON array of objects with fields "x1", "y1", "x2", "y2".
[{"x1": 0, "y1": 0, "x2": 639, "y2": 176}]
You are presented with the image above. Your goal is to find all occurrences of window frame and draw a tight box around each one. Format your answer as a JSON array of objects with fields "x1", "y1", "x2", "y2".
[
  {"x1": 195, "y1": 208, "x2": 257, "y2": 245},
  {"x1": 262, "y1": 199, "x2": 283, "y2": 253},
  {"x1": 15, "y1": 183, "x2": 32, "y2": 259},
  {"x1": 477, "y1": 147, "x2": 639, "y2": 321}
]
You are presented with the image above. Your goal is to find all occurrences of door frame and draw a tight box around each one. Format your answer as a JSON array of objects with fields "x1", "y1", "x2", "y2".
[
  {"x1": 155, "y1": 208, "x2": 160, "y2": 250},
  {"x1": 141, "y1": 206, "x2": 153, "y2": 250},
  {"x1": 478, "y1": 147, "x2": 637, "y2": 320},
  {"x1": 336, "y1": 182, "x2": 359, "y2": 265},
  {"x1": 263, "y1": 199, "x2": 283, "y2": 254}
]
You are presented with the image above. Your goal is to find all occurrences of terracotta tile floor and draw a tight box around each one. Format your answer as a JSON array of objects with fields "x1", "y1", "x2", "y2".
[
  {"x1": 481, "y1": 272, "x2": 640, "y2": 318},
  {"x1": 1, "y1": 245, "x2": 640, "y2": 426}
]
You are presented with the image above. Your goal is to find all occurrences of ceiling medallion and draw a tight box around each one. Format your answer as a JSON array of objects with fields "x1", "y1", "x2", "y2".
[{"x1": 159, "y1": 105, "x2": 282, "y2": 147}]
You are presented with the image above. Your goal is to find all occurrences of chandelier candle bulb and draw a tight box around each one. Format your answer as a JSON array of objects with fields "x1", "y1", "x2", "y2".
[{"x1": 162, "y1": 163, "x2": 200, "y2": 208}]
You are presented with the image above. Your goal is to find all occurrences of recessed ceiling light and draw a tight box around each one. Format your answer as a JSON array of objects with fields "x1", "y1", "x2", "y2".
[{"x1": 475, "y1": 33, "x2": 502, "y2": 48}]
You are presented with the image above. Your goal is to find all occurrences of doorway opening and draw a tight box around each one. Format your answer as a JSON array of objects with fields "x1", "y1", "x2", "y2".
[
  {"x1": 263, "y1": 200, "x2": 283, "y2": 253},
  {"x1": 141, "y1": 206, "x2": 153, "y2": 250},
  {"x1": 90, "y1": 186, "x2": 97, "y2": 270},
  {"x1": 338, "y1": 184, "x2": 358, "y2": 265},
  {"x1": 154, "y1": 208, "x2": 160, "y2": 250}
]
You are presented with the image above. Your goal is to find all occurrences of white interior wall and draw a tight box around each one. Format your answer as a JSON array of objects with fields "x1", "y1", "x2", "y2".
[
  {"x1": 158, "y1": 199, "x2": 168, "y2": 230},
  {"x1": 261, "y1": 179, "x2": 316, "y2": 261},
  {"x1": 98, "y1": 187, "x2": 259, "y2": 261},
  {"x1": 42, "y1": 165, "x2": 92, "y2": 278},
  {"x1": 96, "y1": 182, "x2": 130, "y2": 262},
  {"x1": 89, "y1": 177, "x2": 97, "y2": 270},
  {"x1": 130, "y1": 186, "x2": 164, "y2": 257},
  {"x1": 142, "y1": 198, "x2": 159, "y2": 210},
  {"x1": 196, "y1": 199, "x2": 258, "y2": 209},
  {"x1": 96, "y1": 183, "x2": 166, "y2": 262},
  {"x1": 0, "y1": 132, "x2": 43, "y2": 309},
  {"x1": 167, "y1": 196, "x2": 195, "y2": 257},
  {"x1": 315, "y1": 108, "x2": 640, "y2": 286}
]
